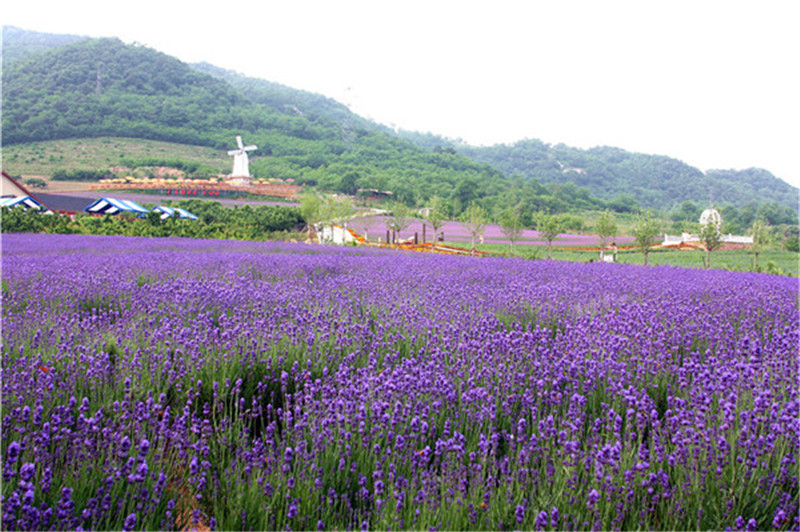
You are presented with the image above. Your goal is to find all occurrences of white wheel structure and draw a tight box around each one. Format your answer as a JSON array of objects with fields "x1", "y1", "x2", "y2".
[{"x1": 699, "y1": 207, "x2": 722, "y2": 234}]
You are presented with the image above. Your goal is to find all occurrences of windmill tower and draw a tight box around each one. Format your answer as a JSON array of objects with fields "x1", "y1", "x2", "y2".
[{"x1": 227, "y1": 136, "x2": 257, "y2": 182}]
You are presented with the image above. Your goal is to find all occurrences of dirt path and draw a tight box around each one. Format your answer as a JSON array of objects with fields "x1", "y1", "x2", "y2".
[{"x1": 34, "y1": 181, "x2": 93, "y2": 193}]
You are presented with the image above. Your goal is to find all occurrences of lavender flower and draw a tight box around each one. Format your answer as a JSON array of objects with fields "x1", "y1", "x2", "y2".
[
  {"x1": 1, "y1": 233, "x2": 797, "y2": 531},
  {"x1": 122, "y1": 512, "x2": 137, "y2": 531},
  {"x1": 587, "y1": 488, "x2": 600, "y2": 508}
]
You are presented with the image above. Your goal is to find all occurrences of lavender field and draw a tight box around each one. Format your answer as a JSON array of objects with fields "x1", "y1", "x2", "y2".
[
  {"x1": 1, "y1": 234, "x2": 798, "y2": 531},
  {"x1": 346, "y1": 216, "x2": 635, "y2": 247}
]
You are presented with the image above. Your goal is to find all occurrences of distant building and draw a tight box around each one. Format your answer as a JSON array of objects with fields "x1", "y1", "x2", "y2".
[
  {"x1": 2, "y1": 171, "x2": 95, "y2": 215},
  {"x1": 662, "y1": 207, "x2": 753, "y2": 247},
  {"x1": 1, "y1": 171, "x2": 36, "y2": 199}
]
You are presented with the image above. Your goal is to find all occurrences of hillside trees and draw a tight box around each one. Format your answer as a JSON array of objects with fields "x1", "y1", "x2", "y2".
[
  {"x1": 454, "y1": 139, "x2": 798, "y2": 212},
  {"x1": 451, "y1": 178, "x2": 480, "y2": 215},
  {"x1": 3, "y1": 34, "x2": 608, "y2": 219}
]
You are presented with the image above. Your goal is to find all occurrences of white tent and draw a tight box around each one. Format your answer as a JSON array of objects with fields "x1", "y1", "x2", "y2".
[
  {"x1": 151, "y1": 206, "x2": 199, "y2": 220},
  {"x1": 84, "y1": 197, "x2": 149, "y2": 217},
  {"x1": 1, "y1": 196, "x2": 46, "y2": 211}
]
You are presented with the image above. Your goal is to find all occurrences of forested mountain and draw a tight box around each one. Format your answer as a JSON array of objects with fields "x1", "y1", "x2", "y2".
[
  {"x1": 192, "y1": 62, "x2": 377, "y2": 133},
  {"x1": 2, "y1": 27, "x2": 797, "y2": 225},
  {"x1": 398, "y1": 134, "x2": 798, "y2": 212},
  {"x1": 1, "y1": 31, "x2": 611, "y2": 216},
  {"x1": 1, "y1": 25, "x2": 85, "y2": 64}
]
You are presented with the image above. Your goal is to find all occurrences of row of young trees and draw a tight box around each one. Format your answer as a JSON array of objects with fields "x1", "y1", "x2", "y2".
[
  {"x1": 386, "y1": 198, "x2": 778, "y2": 269},
  {"x1": 300, "y1": 190, "x2": 779, "y2": 269}
]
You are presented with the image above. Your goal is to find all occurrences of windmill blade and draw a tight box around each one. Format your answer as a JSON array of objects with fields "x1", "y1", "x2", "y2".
[
  {"x1": 227, "y1": 149, "x2": 241, "y2": 156},
  {"x1": 236, "y1": 136, "x2": 244, "y2": 149},
  {"x1": 243, "y1": 145, "x2": 258, "y2": 151}
]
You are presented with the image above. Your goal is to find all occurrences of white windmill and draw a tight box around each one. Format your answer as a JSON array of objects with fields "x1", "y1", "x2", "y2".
[{"x1": 227, "y1": 135, "x2": 257, "y2": 179}]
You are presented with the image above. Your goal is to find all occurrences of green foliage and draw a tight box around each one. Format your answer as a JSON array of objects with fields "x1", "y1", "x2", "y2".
[
  {"x1": 595, "y1": 210, "x2": 617, "y2": 259},
  {"x1": 51, "y1": 168, "x2": 113, "y2": 181},
  {"x1": 671, "y1": 201, "x2": 702, "y2": 223},
  {"x1": 762, "y1": 260, "x2": 785, "y2": 276},
  {"x1": 299, "y1": 193, "x2": 323, "y2": 238},
  {"x1": 559, "y1": 213, "x2": 584, "y2": 232},
  {"x1": 785, "y1": 234, "x2": 799, "y2": 253},
  {"x1": 496, "y1": 203, "x2": 524, "y2": 253},
  {"x1": 536, "y1": 212, "x2": 564, "y2": 259},
  {"x1": 630, "y1": 210, "x2": 661, "y2": 265},
  {"x1": 1, "y1": 201, "x2": 303, "y2": 241},
  {"x1": 318, "y1": 196, "x2": 356, "y2": 229},
  {"x1": 118, "y1": 157, "x2": 219, "y2": 177},
  {"x1": 1, "y1": 25, "x2": 85, "y2": 64},
  {"x1": 460, "y1": 203, "x2": 488, "y2": 251},
  {"x1": 750, "y1": 218, "x2": 771, "y2": 270},
  {"x1": 384, "y1": 202, "x2": 413, "y2": 244},
  {"x1": 606, "y1": 193, "x2": 640, "y2": 213},
  {"x1": 699, "y1": 218, "x2": 723, "y2": 268},
  {"x1": 423, "y1": 196, "x2": 449, "y2": 246},
  {"x1": 24, "y1": 177, "x2": 47, "y2": 188},
  {"x1": 1, "y1": 206, "x2": 78, "y2": 234}
]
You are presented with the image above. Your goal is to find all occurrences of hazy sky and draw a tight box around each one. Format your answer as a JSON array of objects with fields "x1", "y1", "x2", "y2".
[{"x1": 4, "y1": 0, "x2": 799, "y2": 189}]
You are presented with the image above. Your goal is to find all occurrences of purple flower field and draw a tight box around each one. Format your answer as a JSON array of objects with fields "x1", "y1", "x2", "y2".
[
  {"x1": 347, "y1": 215, "x2": 634, "y2": 247},
  {"x1": 1, "y1": 233, "x2": 797, "y2": 531}
]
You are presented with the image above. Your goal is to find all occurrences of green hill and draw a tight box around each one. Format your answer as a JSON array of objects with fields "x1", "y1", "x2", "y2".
[
  {"x1": 1, "y1": 31, "x2": 611, "y2": 217},
  {"x1": 192, "y1": 62, "x2": 374, "y2": 133},
  {"x1": 1, "y1": 137, "x2": 231, "y2": 177},
  {"x1": 398, "y1": 133, "x2": 798, "y2": 213},
  {"x1": 2, "y1": 27, "x2": 797, "y2": 230}
]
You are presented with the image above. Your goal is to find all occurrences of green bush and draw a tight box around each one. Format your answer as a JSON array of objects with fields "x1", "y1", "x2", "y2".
[
  {"x1": 24, "y1": 177, "x2": 48, "y2": 188},
  {"x1": 785, "y1": 234, "x2": 799, "y2": 252},
  {"x1": 51, "y1": 169, "x2": 112, "y2": 181}
]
